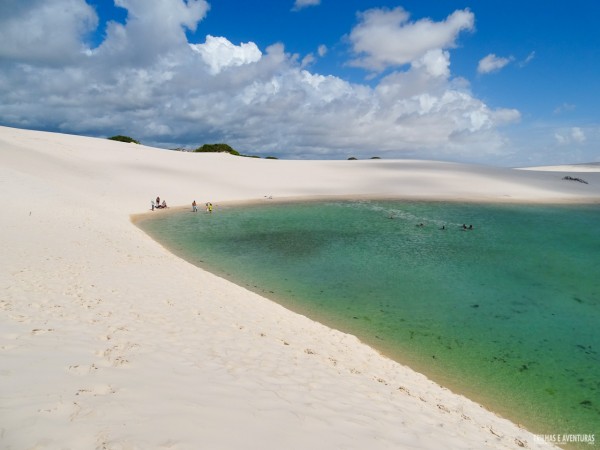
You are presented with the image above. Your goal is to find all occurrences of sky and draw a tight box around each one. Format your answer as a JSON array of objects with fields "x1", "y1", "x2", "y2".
[{"x1": 0, "y1": 0, "x2": 599, "y2": 165}]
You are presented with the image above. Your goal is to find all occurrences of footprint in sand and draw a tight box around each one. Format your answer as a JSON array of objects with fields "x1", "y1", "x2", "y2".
[
  {"x1": 70, "y1": 401, "x2": 95, "y2": 421},
  {"x1": 37, "y1": 401, "x2": 71, "y2": 416},
  {"x1": 75, "y1": 384, "x2": 116, "y2": 397},
  {"x1": 31, "y1": 328, "x2": 54, "y2": 335},
  {"x1": 67, "y1": 363, "x2": 99, "y2": 375},
  {"x1": 97, "y1": 342, "x2": 139, "y2": 367},
  {"x1": 437, "y1": 403, "x2": 451, "y2": 413},
  {"x1": 10, "y1": 314, "x2": 30, "y2": 323},
  {"x1": 0, "y1": 300, "x2": 13, "y2": 311}
]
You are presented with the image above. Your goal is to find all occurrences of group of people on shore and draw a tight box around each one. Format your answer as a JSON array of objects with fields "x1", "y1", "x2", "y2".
[
  {"x1": 192, "y1": 200, "x2": 212, "y2": 213},
  {"x1": 151, "y1": 197, "x2": 213, "y2": 213},
  {"x1": 151, "y1": 196, "x2": 167, "y2": 210}
]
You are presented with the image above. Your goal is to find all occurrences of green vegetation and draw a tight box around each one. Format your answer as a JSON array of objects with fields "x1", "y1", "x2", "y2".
[
  {"x1": 107, "y1": 137, "x2": 275, "y2": 158},
  {"x1": 193, "y1": 143, "x2": 278, "y2": 159},
  {"x1": 194, "y1": 143, "x2": 240, "y2": 156},
  {"x1": 108, "y1": 135, "x2": 140, "y2": 144},
  {"x1": 104, "y1": 136, "x2": 364, "y2": 160},
  {"x1": 105, "y1": 135, "x2": 376, "y2": 161}
]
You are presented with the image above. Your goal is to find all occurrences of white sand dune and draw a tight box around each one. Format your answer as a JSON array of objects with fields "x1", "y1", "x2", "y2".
[
  {"x1": 518, "y1": 163, "x2": 600, "y2": 172},
  {"x1": 3, "y1": 125, "x2": 598, "y2": 449}
]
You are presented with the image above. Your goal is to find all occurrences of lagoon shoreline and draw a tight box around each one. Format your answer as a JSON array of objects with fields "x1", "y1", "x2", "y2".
[
  {"x1": 135, "y1": 199, "x2": 600, "y2": 449},
  {"x1": 3, "y1": 125, "x2": 598, "y2": 449}
]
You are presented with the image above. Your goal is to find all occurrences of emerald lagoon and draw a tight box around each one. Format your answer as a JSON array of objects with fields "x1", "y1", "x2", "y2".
[{"x1": 136, "y1": 200, "x2": 600, "y2": 441}]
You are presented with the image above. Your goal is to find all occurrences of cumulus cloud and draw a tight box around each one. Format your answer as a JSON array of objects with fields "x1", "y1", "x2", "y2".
[
  {"x1": 348, "y1": 7, "x2": 474, "y2": 71},
  {"x1": 300, "y1": 53, "x2": 316, "y2": 68},
  {"x1": 93, "y1": 0, "x2": 209, "y2": 65},
  {"x1": 0, "y1": 1, "x2": 520, "y2": 161},
  {"x1": 190, "y1": 36, "x2": 262, "y2": 74},
  {"x1": 0, "y1": 0, "x2": 97, "y2": 64},
  {"x1": 477, "y1": 53, "x2": 513, "y2": 74},
  {"x1": 299, "y1": 45, "x2": 328, "y2": 68}
]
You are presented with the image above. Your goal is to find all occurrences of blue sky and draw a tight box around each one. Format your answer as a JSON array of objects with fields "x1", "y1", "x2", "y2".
[{"x1": 1, "y1": 0, "x2": 599, "y2": 165}]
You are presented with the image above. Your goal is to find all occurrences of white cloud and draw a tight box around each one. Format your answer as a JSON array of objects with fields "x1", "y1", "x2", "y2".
[
  {"x1": 348, "y1": 7, "x2": 474, "y2": 71},
  {"x1": 299, "y1": 45, "x2": 327, "y2": 68},
  {"x1": 190, "y1": 36, "x2": 262, "y2": 75},
  {"x1": 519, "y1": 51, "x2": 535, "y2": 67},
  {"x1": 477, "y1": 54, "x2": 513, "y2": 74},
  {"x1": 292, "y1": 0, "x2": 320, "y2": 11},
  {"x1": 572, "y1": 127, "x2": 586, "y2": 142},
  {"x1": 412, "y1": 49, "x2": 451, "y2": 78},
  {"x1": 553, "y1": 103, "x2": 576, "y2": 115},
  {"x1": 301, "y1": 53, "x2": 316, "y2": 68},
  {"x1": 94, "y1": 0, "x2": 209, "y2": 65},
  {"x1": 555, "y1": 127, "x2": 586, "y2": 145},
  {"x1": 114, "y1": 0, "x2": 208, "y2": 32},
  {"x1": 0, "y1": 2, "x2": 524, "y2": 162},
  {"x1": 0, "y1": 0, "x2": 98, "y2": 64}
]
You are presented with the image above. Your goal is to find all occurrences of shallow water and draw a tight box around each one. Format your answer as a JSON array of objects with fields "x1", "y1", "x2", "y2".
[{"x1": 136, "y1": 200, "x2": 600, "y2": 440}]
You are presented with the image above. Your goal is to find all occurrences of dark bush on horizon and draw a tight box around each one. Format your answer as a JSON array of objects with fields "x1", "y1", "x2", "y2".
[
  {"x1": 348, "y1": 156, "x2": 357, "y2": 160},
  {"x1": 108, "y1": 135, "x2": 140, "y2": 144},
  {"x1": 194, "y1": 143, "x2": 240, "y2": 156}
]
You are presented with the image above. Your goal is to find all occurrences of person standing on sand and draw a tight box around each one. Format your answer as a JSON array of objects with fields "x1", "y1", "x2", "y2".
[
  {"x1": 151, "y1": 199, "x2": 155, "y2": 211},
  {"x1": 192, "y1": 200, "x2": 197, "y2": 212}
]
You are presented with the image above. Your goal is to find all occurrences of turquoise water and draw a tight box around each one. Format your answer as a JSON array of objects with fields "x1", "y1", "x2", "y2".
[{"x1": 136, "y1": 200, "x2": 600, "y2": 440}]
